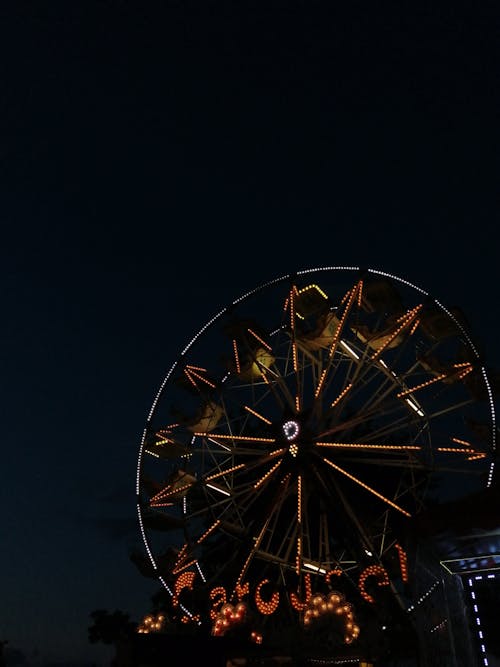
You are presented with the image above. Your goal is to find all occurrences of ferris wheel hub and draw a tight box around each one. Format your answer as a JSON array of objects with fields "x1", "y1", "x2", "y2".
[{"x1": 282, "y1": 419, "x2": 300, "y2": 441}]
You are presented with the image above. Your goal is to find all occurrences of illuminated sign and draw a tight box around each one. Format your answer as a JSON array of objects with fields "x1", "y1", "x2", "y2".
[{"x1": 169, "y1": 543, "x2": 409, "y2": 644}]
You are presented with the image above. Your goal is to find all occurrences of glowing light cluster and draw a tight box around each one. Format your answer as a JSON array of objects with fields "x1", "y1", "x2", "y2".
[
  {"x1": 137, "y1": 612, "x2": 165, "y2": 633},
  {"x1": 303, "y1": 591, "x2": 360, "y2": 644},
  {"x1": 211, "y1": 602, "x2": 248, "y2": 636}
]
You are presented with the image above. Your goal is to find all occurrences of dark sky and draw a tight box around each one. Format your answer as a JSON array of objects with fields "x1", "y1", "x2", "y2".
[{"x1": 2, "y1": 1, "x2": 499, "y2": 665}]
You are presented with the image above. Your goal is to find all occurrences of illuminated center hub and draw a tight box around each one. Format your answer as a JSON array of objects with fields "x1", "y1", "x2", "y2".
[{"x1": 283, "y1": 420, "x2": 300, "y2": 457}]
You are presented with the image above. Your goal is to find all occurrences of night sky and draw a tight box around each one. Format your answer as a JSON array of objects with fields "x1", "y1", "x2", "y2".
[{"x1": 2, "y1": 2, "x2": 499, "y2": 665}]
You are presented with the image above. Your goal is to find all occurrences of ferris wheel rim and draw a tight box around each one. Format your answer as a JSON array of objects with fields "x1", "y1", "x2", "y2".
[{"x1": 135, "y1": 265, "x2": 497, "y2": 641}]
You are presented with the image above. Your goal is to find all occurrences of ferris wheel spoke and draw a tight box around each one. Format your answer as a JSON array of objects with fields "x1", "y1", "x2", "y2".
[
  {"x1": 288, "y1": 285, "x2": 303, "y2": 413},
  {"x1": 344, "y1": 318, "x2": 433, "y2": 421},
  {"x1": 338, "y1": 457, "x2": 426, "y2": 469},
  {"x1": 195, "y1": 440, "x2": 285, "y2": 488},
  {"x1": 315, "y1": 282, "x2": 364, "y2": 398},
  {"x1": 317, "y1": 441, "x2": 422, "y2": 453},
  {"x1": 230, "y1": 329, "x2": 294, "y2": 413},
  {"x1": 325, "y1": 469, "x2": 379, "y2": 560},
  {"x1": 375, "y1": 510, "x2": 392, "y2": 559},
  {"x1": 319, "y1": 400, "x2": 411, "y2": 442},
  {"x1": 295, "y1": 340, "x2": 329, "y2": 389},
  {"x1": 233, "y1": 474, "x2": 293, "y2": 590},
  {"x1": 426, "y1": 463, "x2": 490, "y2": 476},
  {"x1": 345, "y1": 367, "x2": 403, "y2": 420},
  {"x1": 194, "y1": 432, "x2": 276, "y2": 446},
  {"x1": 261, "y1": 477, "x2": 299, "y2": 568},
  {"x1": 165, "y1": 448, "x2": 287, "y2": 525},
  {"x1": 200, "y1": 458, "x2": 288, "y2": 526},
  {"x1": 301, "y1": 505, "x2": 333, "y2": 572},
  {"x1": 196, "y1": 451, "x2": 288, "y2": 513},
  {"x1": 258, "y1": 361, "x2": 297, "y2": 412},
  {"x1": 322, "y1": 457, "x2": 411, "y2": 517},
  {"x1": 336, "y1": 348, "x2": 427, "y2": 432},
  {"x1": 350, "y1": 408, "x2": 423, "y2": 444},
  {"x1": 321, "y1": 352, "x2": 359, "y2": 411},
  {"x1": 426, "y1": 397, "x2": 476, "y2": 421}
]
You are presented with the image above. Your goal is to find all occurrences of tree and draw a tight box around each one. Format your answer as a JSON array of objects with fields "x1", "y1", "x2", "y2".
[
  {"x1": 0, "y1": 640, "x2": 7, "y2": 667},
  {"x1": 88, "y1": 609, "x2": 136, "y2": 645}
]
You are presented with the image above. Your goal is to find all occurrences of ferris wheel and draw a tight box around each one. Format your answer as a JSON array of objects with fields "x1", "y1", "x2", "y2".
[{"x1": 135, "y1": 267, "x2": 496, "y2": 654}]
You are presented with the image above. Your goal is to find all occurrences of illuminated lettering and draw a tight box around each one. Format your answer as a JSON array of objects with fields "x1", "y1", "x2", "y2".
[
  {"x1": 209, "y1": 586, "x2": 227, "y2": 621},
  {"x1": 358, "y1": 565, "x2": 389, "y2": 604},
  {"x1": 235, "y1": 582, "x2": 250, "y2": 601},
  {"x1": 289, "y1": 573, "x2": 313, "y2": 611},
  {"x1": 173, "y1": 571, "x2": 196, "y2": 607},
  {"x1": 255, "y1": 579, "x2": 280, "y2": 615}
]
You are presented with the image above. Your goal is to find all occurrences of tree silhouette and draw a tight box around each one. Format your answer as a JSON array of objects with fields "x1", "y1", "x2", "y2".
[
  {"x1": 0, "y1": 640, "x2": 7, "y2": 667},
  {"x1": 88, "y1": 609, "x2": 136, "y2": 645}
]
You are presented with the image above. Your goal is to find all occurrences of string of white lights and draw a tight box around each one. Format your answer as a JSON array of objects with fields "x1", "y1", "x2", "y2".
[
  {"x1": 406, "y1": 580, "x2": 440, "y2": 612},
  {"x1": 467, "y1": 573, "x2": 498, "y2": 666}
]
